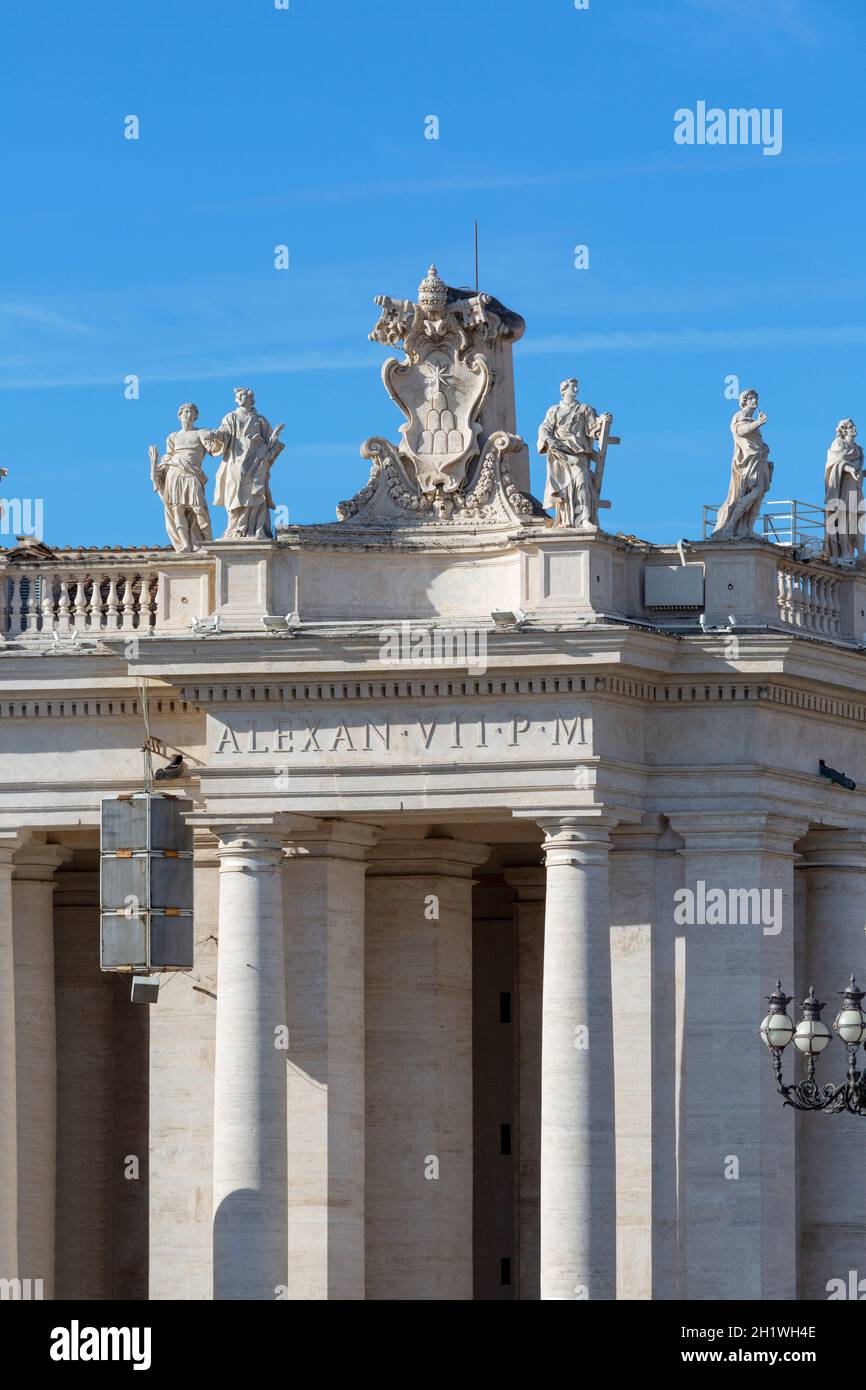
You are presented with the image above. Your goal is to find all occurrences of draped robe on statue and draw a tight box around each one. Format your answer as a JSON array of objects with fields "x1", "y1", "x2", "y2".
[
  {"x1": 824, "y1": 433, "x2": 863, "y2": 560},
  {"x1": 155, "y1": 428, "x2": 215, "y2": 551},
  {"x1": 538, "y1": 400, "x2": 601, "y2": 528},
  {"x1": 212, "y1": 406, "x2": 279, "y2": 539},
  {"x1": 713, "y1": 410, "x2": 773, "y2": 538}
]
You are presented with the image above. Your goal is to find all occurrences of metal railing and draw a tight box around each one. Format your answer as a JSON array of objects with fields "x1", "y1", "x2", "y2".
[{"x1": 702, "y1": 499, "x2": 827, "y2": 553}]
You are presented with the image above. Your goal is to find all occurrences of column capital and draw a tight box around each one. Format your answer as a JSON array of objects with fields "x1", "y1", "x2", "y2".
[
  {"x1": 514, "y1": 804, "x2": 637, "y2": 836},
  {"x1": 284, "y1": 819, "x2": 380, "y2": 864},
  {"x1": 796, "y1": 827, "x2": 866, "y2": 871},
  {"x1": 186, "y1": 810, "x2": 318, "y2": 852},
  {"x1": 13, "y1": 840, "x2": 73, "y2": 884},
  {"x1": 366, "y1": 837, "x2": 489, "y2": 879},
  {"x1": 0, "y1": 829, "x2": 27, "y2": 867},
  {"x1": 666, "y1": 811, "x2": 809, "y2": 858},
  {"x1": 526, "y1": 814, "x2": 619, "y2": 869},
  {"x1": 192, "y1": 828, "x2": 220, "y2": 868},
  {"x1": 610, "y1": 814, "x2": 668, "y2": 854}
]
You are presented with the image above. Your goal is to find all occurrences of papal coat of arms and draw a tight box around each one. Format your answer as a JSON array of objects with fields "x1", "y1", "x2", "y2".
[{"x1": 338, "y1": 264, "x2": 541, "y2": 525}]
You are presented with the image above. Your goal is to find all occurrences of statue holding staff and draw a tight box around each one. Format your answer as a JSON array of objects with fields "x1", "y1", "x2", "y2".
[{"x1": 537, "y1": 377, "x2": 613, "y2": 528}]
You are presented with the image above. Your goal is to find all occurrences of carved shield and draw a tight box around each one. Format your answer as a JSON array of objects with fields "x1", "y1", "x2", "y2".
[{"x1": 383, "y1": 328, "x2": 491, "y2": 495}]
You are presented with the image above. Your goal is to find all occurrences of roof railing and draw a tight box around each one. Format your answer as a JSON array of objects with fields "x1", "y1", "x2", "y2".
[{"x1": 702, "y1": 499, "x2": 828, "y2": 554}]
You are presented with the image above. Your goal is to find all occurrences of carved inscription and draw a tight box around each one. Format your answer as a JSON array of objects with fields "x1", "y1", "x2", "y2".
[{"x1": 210, "y1": 707, "x2": 589, "y2": 762}]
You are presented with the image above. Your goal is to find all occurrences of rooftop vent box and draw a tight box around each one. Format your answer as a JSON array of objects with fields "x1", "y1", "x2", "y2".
[
  {"x1": 644, "y1": 563, "x2": 705, "y2": 610},
  {"x1": 100, "y1": 793, "x2": 194, "y2": 973}
]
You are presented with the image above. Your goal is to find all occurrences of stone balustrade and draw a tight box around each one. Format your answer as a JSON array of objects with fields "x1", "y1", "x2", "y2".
[
  {"x1": 2, "y1": 533, "x2": 866, "y2": 647},
  {"x1": 776, "y1": 562, "x2": 842, "y2": 637},
  {"x1": 0, "y1": 552, "x2": 165, "y2": 639}
]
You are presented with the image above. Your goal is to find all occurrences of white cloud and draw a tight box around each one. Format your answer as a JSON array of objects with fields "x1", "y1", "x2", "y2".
[{"x1": 520, "y1": 325, "x2": 866, "y2": 355}]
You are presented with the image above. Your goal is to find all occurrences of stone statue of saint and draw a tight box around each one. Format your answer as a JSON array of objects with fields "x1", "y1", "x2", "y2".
[
  {"x1": 713, "y1": 389, "x2": 774, "y2": 539},
  {"x1": 148, "y1": 403, "x2": 218, "y2": 553},
  {"x1": 211, "y1": 387, "x2": 285, "y2": 540},
  {"x1": 538, "y1": 377, "x2": 612, "y2": 528},
  {"x1": 824, "y1": 417, "x2": 863, "y2": 561}
]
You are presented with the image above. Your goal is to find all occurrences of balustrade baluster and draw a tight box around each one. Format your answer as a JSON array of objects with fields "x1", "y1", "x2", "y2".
[{"x1": 40, "y1": 573, "x2": 55, "y2": 632}]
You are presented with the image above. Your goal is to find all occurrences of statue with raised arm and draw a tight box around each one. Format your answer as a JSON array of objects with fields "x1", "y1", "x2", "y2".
[
  {"x1": 210, "y1": 387, "x2": 285, "y2": 540},
  {"x1": 148, "y1": 402, "x2": 217, "y2": 552},
  {"x1": 713, "y1": 389, "x2": 774, "y2": 539},
  {"x1": 824, "y1": 417, "x2": 864, "y2": 561},
  {"x1": 538, "y1": 377, "x2": 612, "y2": 528}
]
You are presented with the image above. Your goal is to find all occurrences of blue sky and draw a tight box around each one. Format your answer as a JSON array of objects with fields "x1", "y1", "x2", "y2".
[{"x1": 2, "y1": 0, "x2": 863, "y2": 546}]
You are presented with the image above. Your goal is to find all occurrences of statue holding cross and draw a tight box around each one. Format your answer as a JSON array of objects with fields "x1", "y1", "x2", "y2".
[{"x1": 537, "y1": 377, "x2": 619, "y2": 528}]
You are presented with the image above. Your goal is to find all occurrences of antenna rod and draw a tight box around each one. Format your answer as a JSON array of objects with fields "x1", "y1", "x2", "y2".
[{"x1": 474, "y1": 221, "x2": 479, "y2": 292}]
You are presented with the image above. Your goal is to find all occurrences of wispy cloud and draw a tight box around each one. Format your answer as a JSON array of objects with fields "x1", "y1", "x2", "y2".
[
  {"x1": 242, "y1": 170, "x2": 574, "y2": 208},
  {"x1": 520, "y1": 324, "x2": 866, "y2": 355},
  {"x1": 0, "y1": 302, "x2": 95, "y2": 336},
  {"x1": 687, "y1": 0, "x2": 816, "y2": 46},
  {"x1": 0, "y1": 350, "x2": 374, "y2": 392},
  {"x1": 4, "y1": 323, "x2": 863, "y2": 391}
]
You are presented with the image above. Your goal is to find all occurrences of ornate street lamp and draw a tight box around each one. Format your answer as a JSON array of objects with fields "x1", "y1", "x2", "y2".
[{"x1": 761, "y1": 976, "x2": 866, "y2": 1115}]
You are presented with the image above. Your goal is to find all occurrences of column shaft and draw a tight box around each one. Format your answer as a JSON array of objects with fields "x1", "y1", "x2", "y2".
[
  {"x1": 148, "y1": 832, "x2": 218, "y2": 1300},
  {"x1": 669, "y1": 813, "x2": 805, "y2": 1301},
  {"x1": 55, "y1": 868, "x2": 114, "y2": 1299},
  {"x1": 537, "y1": 816, "x2": 616, "y2": 1300},
  {"x1": 212, "y1": 826, "x2": 288, "y2": 1300},
  {"x1": 797, "y1": 830, "x2": 866, "y2": 1299},
  {"x1": 504, "y1": 867, "x2": 545, "y2": 1300},
  {"x1": 609, "y1": 826, "x2": 659, "y2": 1301},
  {"x1": 283, "y1": 821, "x2": 376, "y2": 1300},
  {"x1": 365, "y1": 838, "x2": 486, "y2": 1300},
  {"x1": 12, "y1": 840, "x2": 69, "y2": 1297},
  {"x1": 0, "y1": 837, "x2": 20, "y2": 1283}
]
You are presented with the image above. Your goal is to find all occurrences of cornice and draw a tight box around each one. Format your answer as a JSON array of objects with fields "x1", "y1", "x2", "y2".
[
  {"x1": 0, "y1": 693, "x2": 192, "y2": 721},
  {"x1": 2, "y1": 666, "x2": 866, "y2": 731}
]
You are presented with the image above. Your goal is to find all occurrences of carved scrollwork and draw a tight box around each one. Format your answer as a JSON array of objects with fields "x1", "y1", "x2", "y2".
[
  {"x1": 336, "y1": 458, "x2": 382, "y2": 522},
  {"x1": 457, "y1": 431, "x2": 513, "y2": 513},
  {"x1": 365, "y1": 437, "x2": 431, "y2": 515},
  {"x1": 500, "y1": 453, "x2": 536, "y2": 515},
  {"x1": 455, "y1": 431, "x2": 536, "y2": 522}
]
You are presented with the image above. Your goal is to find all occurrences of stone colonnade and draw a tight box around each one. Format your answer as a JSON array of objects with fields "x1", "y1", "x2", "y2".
[{"x1": 0, "y1": 811, "x2": 862, "y2": 1300}]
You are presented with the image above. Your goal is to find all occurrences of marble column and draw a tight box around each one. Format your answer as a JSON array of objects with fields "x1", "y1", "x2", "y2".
[
  {"x1": 12, "y1": 839, "x2": 70, "y2": 1297},
  {"x1": 668, "y1": 812, "x2": 806, "y2": 1301},
  {"x1": 797, "y1": 829, "x2": 866, "y2": 1299},
  {"x1": 365, "y1": 838, "x2": 487, "y2": 1300},
  {"x1": 148, "y1": 831, "x2": 218, "y2": 1300},
  {"x1": 54, "y1": 867, "x2": 114, "y2": 1299},
  {"x1": 503, "y1": 867, "x2": 545, "y2": 1300},
  {"x1": 608, "y1": 824, "x2": 659, "y2": 1301},
  {"x1": 283, "y1": 820, "x2": 377, "y2": 1300},
  {"x1": 0, "y1": 832, "x2": 22, "y2": 1284},
  {"x1": 210, "y1": 820, "x2": 290, "y2": 1301},
  {"x1": 534, "y1": 814, "x2": 618, "y2": 1301}
]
